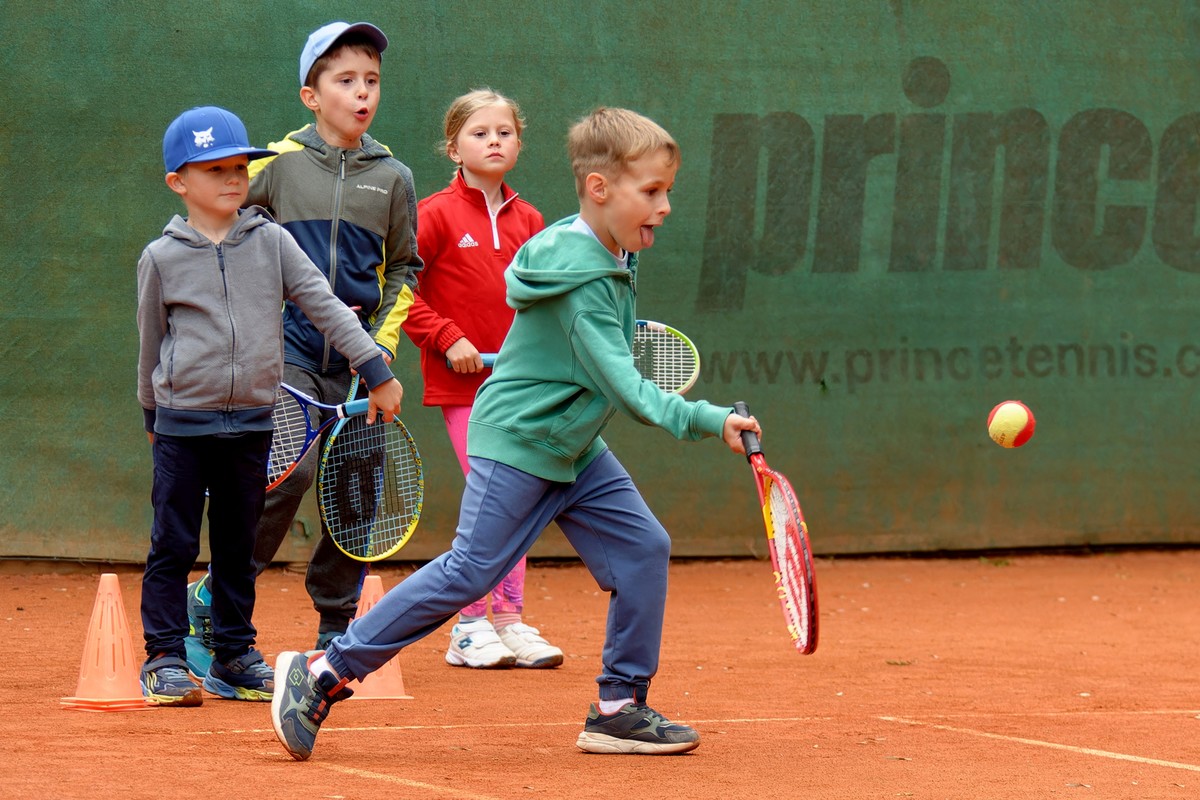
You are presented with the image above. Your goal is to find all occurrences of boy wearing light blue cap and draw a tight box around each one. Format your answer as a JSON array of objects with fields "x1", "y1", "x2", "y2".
[
  {"x1": 183, "y1": 23, "x2": 423, "y2": 673},
  {"x1": 137, "y1": 106, "x2": 403, "y2": 706}
]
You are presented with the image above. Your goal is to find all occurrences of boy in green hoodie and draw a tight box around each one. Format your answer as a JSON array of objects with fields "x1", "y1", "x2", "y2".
[{"x1": 271, "y1": 107, "x2": 761, "y2": 760}]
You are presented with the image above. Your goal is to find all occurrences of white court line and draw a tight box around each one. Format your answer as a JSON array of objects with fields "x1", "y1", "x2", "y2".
[
  {"x1": 316, "y1": 763, "x2": 503, "y2": 800},
  {"x1": 880, "y1": 716, "x2": 1200, "y2": 773},
  {"x1": 902, "y1": 709, "x2": 1200, "y2": 720},
  {"x1": 191, "y1": 715, "x2": 829, "y2": 736}
]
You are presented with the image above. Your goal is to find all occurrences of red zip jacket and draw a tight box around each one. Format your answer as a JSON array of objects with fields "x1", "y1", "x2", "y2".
[{"x1": 403, "y1": 171, "x2": 544, "y2": 406}]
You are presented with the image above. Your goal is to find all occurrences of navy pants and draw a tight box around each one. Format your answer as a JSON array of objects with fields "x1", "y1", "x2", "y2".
[
  {"x1": 141, "y1": 431, "x2": 271, "y2": 664},
  {"x1": 329, "y1": 449, "x2": 672, "y2": 703}
]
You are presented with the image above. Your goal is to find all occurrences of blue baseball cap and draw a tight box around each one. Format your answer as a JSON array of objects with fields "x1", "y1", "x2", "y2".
[
  {"x1": 299, "y1": 21, "x2": 388, "y2": 86},
  {"x1": 162, "y1": 106, "x2": 276, "y2": 173}
]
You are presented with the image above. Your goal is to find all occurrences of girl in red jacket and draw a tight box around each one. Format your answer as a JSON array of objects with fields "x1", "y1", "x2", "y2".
[{"x1": 402, "y1": 89, "x2": 563, "y2": 669}]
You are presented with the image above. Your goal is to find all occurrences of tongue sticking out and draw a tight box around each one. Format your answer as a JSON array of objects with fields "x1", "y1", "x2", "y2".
[{"x1": 640, "y1": 225, "x2": 655, "y2": 249}]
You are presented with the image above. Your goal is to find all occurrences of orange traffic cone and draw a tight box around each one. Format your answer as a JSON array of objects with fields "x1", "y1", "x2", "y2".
[
  {"x1": 347, "y1": 574, "x2": 412, "y2": 700},
  {"x1": 61, "y1": 573, "x2": 151, "y2": 712}
]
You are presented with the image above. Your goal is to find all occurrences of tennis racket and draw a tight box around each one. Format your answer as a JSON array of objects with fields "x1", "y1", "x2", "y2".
[
  {"x1": 453, "y1": 320, "x2": 701, "y2": 394},
  {"x1": 317, "y1": 413, "x2": 424, "y2": 561},
  {"x1": 733, "y1": 401, "x2": 818, "y2": 654},
  {"x1": 265, "y1": 384, "x2": 372, "y2": 491}
]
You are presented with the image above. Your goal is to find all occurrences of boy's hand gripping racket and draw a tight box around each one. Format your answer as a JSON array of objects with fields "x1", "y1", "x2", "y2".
[
  {"x1": 733, "y1": 401, "x2": 819, "y2": 654},
  {"x1": 317, "y1": 413, "x2": 424, "y2": 561},
  {"x1": 455, "y1": 319, "x2": 701, "y2": 394}
]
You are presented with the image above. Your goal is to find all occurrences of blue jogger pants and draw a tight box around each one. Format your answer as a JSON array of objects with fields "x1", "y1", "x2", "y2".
[{"x1": 328, "y1": 449, "x2": 671, "y2": 702}]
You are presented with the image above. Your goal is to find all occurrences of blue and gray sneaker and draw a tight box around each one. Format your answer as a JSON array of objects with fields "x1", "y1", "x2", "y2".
[
  {"x1": 271, "y1": 650, "x2": 354, "y2": 761},
  {"x1": 141, "y1": 653, "x2": 203, "y2": 707},
  {"x1": 203, "y1": 649, "x2": 274, "y2": 701},
  {"x1": 575, "y1": 703, "x2": 701, "y2": 754},
  {"x1": 184, "y1": 575, "x2": 214, "y2": 680}
]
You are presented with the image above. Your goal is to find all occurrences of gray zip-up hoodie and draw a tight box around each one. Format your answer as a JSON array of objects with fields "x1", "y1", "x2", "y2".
[{"x1": 136, "y1": 207, "x2": 393, "y2": 436}]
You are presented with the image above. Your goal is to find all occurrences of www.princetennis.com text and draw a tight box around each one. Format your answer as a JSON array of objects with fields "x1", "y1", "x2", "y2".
[{"x1": 702, "y1": 337, "x2": 1200, "y2": 392}]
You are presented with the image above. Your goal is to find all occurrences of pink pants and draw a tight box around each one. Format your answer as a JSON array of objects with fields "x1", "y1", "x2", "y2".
[{"x1": 443, "y1": 406, "x2": 526, "y2": 617}]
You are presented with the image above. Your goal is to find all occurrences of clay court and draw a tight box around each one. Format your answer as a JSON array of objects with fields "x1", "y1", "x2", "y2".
[{"x1": 4, "y1": 550, "x2": 1197, "y2": 799}]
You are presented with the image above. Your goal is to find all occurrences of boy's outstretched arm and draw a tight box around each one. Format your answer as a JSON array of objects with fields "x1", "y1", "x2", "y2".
[{"x1": 723, "y1": 412, "x2": 761, "y2": 455}]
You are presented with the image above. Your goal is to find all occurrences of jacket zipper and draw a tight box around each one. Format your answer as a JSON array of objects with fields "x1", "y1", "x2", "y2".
[
  {"x1": 322, "y1": 151, "x2": 347, "y2": 372},
  {"x1": 217, "y1": 243, "x2": 236, "y2": 411},
  {"x1": 488, "y1": 192, "x2": 517, "y2": 250}
]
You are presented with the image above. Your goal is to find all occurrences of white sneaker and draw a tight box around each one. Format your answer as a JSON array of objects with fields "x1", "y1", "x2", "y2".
[
  {"x1": 498, "y1": 622, "x2": 564, "y2": 668},
  {"x1": 445, "y1": 619, "x2": 517, "y2": 668}
]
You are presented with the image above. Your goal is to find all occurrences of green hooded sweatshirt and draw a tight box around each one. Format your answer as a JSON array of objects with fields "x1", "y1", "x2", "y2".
[{"x1": 467, "y1": 215, "x2": 731, "y2": 482}]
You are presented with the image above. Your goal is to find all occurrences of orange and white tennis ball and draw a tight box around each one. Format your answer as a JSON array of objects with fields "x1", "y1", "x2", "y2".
[{"x1": 987, "y1": 400, "x2": 1036, "y2": 448}]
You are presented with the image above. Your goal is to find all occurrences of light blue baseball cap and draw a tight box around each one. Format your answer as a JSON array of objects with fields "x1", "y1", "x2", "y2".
[
  {"x1": 299, "y1": 21, "x2": 388, "y2": 86},
  {"x1": 162, "y1": 106, "x2": 276, "y2": 173}
]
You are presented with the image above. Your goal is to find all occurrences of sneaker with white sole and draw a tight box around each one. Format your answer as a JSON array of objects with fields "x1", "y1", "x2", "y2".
[
  {"x1": 271, "y1": 650, "x2": 353, "y2": 761},
  {"x1": 141, "y1": 653, "x2": 203, "y2": 707},
  {"x1": 497, "y1": 622, "x2": 563, "y2": 668},
  {"x1": 445, "y1": 619, "x2": 516, "y2": 668},
  {"x1": 575, "y1": 702, "x2": 700, "y2": 755}
]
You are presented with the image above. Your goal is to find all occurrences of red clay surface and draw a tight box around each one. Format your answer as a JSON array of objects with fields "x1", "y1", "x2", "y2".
[{"x1": 5, "y1": 551, "x2": 1200, "y2": 799}]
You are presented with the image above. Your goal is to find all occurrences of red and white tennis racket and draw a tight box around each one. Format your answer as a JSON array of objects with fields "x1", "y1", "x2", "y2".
[{"x1": 733, "y1": 401, "x2": 819, "y2": 654}]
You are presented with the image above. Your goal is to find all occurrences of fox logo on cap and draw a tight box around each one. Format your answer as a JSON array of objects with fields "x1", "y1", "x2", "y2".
[
  {"x1": 162, "y1": 106, "x2": 277, "y2": 173},
  {"x1": 193, "y1": 128, "x2": 216, "y2": 149}
]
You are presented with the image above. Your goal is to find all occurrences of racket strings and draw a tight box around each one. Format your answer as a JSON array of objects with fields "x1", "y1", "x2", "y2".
[
  {"x1": 319, "y1": 416, "x2": 423, "y2": 560},
  {"x1": 633, "y1": 326, "x2": 698, "y2": 393},
  {"x1": 768, "y1": 480, "x2": 816, "y2": 647},
  {"x1": 267, "y1": 391, "x2": 310, "y2": 485}
]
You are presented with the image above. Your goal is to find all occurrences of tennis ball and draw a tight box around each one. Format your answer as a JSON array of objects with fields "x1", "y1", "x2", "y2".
[{"x1": 987, "y1": 400, "x2": 1036, "y2": 448}]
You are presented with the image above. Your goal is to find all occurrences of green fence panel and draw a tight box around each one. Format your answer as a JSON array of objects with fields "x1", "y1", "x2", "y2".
[{"x1": 3, "y1": 1, "x2": 1199, "y2": 561}]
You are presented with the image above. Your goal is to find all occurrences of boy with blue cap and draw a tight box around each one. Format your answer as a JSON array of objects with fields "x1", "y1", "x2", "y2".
[
  {"x1": 137, "y1": 106, "x2": 403, "y2": 706},
  {"x1": 183, "y1": 22, "x2": 422, "y2": 674}
]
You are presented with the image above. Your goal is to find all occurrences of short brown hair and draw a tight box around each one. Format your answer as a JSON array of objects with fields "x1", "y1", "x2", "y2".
[
  {"x1": 567, "y1": 107, "x2": 679, "y2": 197},
  {"x1": 441, "y1": 88, "x2": 526, "y2": 159},
  {"x1": 304, "y1": 33, "x2": 382, "y2": 88}
]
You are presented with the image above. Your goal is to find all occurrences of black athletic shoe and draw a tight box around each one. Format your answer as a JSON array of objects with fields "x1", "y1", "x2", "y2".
[{"x1": 575, "y1": 702, "x2": 700, "y2": 755}]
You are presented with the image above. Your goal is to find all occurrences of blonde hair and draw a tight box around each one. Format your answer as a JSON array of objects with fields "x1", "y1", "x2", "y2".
[
  {"x1": 441, "y1": 88, "x2": 526, "y2": 161},
  {"x1": 567, "y1": 107, "x2": 679, "y2": 197}
]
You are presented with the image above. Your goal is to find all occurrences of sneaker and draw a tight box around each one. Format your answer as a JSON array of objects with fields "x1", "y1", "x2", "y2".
[
  {"x1": 271, "y1": 650, "x2": 354, "y2": 761},
  {"x1": 575, "y1": 703, "x2": 701, "y2": 755},
  {"x1": 141, "y1": 653, "x2": 203, "y2": 707},
  {"x1": 203, "y1": 649, "x2": 274, "y2": 701},
  {"x1": 184, "y1": 575, "x2": 214, "y2": 680},
  {"x1": 445, "y1": 619, "x2": 517, "y2": 668},
  {"x1": 497, "y1": 622, "x2": 564, "y2": 668}
]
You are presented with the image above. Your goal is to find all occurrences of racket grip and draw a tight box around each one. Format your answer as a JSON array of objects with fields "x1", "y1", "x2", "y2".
[
  {"x1": 445, "y1": 354, "x2": 497, "y2": 368},
  {"x1": 733, "y1": 401, "x2": 763, "y2": 457}
]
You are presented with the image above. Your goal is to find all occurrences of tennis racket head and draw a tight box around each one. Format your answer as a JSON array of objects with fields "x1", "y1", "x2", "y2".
[
  {"x1": 266, "y1": 385, "x2": 317, "y2": 490},
  {"x1": 266, "y1": 384, "x2": 371, "y2": 491},
  {"x1": 633, "y1": 319, "x2": 700, "y2": 394},
  {"x1": 317, "y1": 413, "x2": 424, "y2": 562},
  {"x1": 756, "y1": 459, "x2": 819, "y2": 654},
  {"x1": 733, "y1": 400, "x2": 819, "y2": 654}
]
